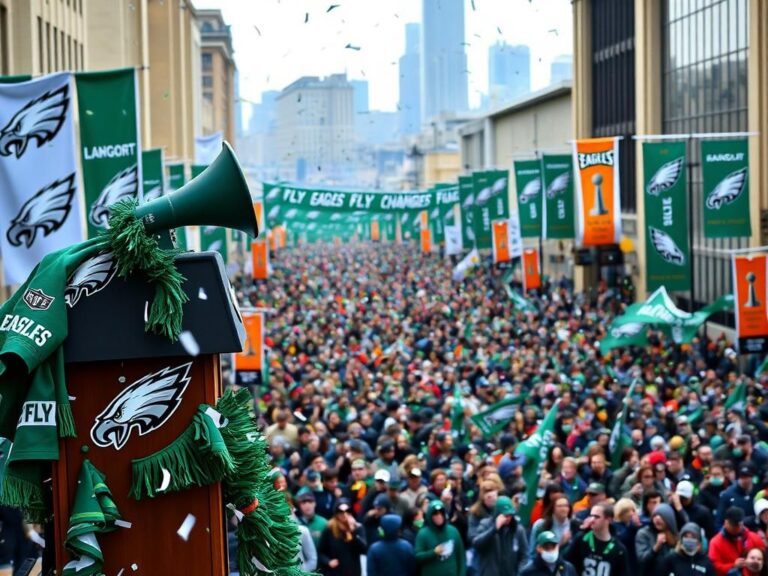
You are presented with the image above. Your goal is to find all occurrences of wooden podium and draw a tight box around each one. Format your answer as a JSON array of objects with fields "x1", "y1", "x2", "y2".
[{"x1": 54, "y1": 252, "x2": 245, "y2": 576}]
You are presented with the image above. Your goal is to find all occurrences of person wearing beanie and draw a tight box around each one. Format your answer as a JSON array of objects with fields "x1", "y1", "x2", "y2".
[
  {"x1": 363, "y1": 493, "x2": 391, "y2": 546},
  {"x1": 414, "y1": 500, "x2": 466, "y2": 576},
  {"x1": 472, "y1": 495, "x2": 528, "y2": 576},
  {"x1": 635, "y1": 502, "x2": 680, "y2": 575},
  {"x1": 747, "y1": 498, "x2": 768, "y2": 538},
  {"x1": 676, "y1": 480, "x2": 716, "y2": 539},
  {"x1": 709, "y1": 506, "x2": 765, "y2": 576},
  {"x1": 660, "y1": 522, "x2": 715, "y2": 576},
  {"x1": 366, "y1": 514, "x2": 416, "y2": 576},
  {"x1": 716, "y1": 462, "x2": 759, "y2": 531}
]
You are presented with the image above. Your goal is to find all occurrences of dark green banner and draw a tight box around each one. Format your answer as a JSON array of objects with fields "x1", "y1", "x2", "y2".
[
  {"x1": 191, "y1": 164, "x2": 207, "y2": 179},
  {"x1": 167, "y1": 162, "x2": 185, "y2": 191},
  {"x1": 432, "y1": 183, "x2": 460, "y2": 244},
  {"x1": 459, "y1": 176, "x2": 475, "y2": 250},
  {"x1": 141, "y1": 148, "x2": 164, "y2": 202},
  {"x1": 513, "y1": 160, "x2": 542, "y2": 238},
  {"x1": 643, "y1": 141, "x2": 690, "y2": 292},
  {"x1": 201, "y1": 225, "x2": 228, "y2": 263},
  {"x1": 701, "y1": 138, "x2": 750, "y2": 238},
  {"x1": 472, "y1": 171, "x2": 493, "y2": 249},
  {"x1": 76, "y1": 68, "x2": 141, "y2": 238},
  {"x1": 541, "y1": 154, "x2": 575, "y2": 239},
  {"x1": 486, "y1": 169, "x2": 510, "y2": 221}
]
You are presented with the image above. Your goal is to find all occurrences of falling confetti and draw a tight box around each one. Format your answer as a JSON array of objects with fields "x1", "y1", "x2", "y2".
[
  {"x1": 304, "y1": 12, "x2": 309, "y2": 23},
  {"x1": 345, "y1": 43, "x2": 361, "y2": 51},
  {"x1": 179, "y1": 331, "x2": 200, "y2": 356},
  {"x1": 198, "y1": 287, "x2": 208, "y2": 300},
  {"x1": 327, "y1": 4, "x2": 340, "y2": 12},
  {"x1": 497, "y1": 26, "x2": 502, "y2": 34},
  {"x1": 293, "y1": 410, "x2": 307, "y2": 422},
  {"x1": 471, "y1": 0, "x2": 476, "y2": 9},
  {"x1": 131, "y1": 564, "x2": 138, "y2": 572},
  {"x1": 115, "y1": 520, "x2": 133, "y2": 529},
  {"x1": 159, "y1": 468, "x2": 171, "y2": 492},
  {"x1": 548, "y1": 28, "x2": 559, "y2": 36},
  {"x1": 297, "y1": 93, "x2": 302, "y2": 102},
  {"x1": 252, "y1": 25, "x2": 261, "y2": 36},
  {"x1": 177, "y1": 514, "x2": 197, "y2": 541},
  {"x1": 143, "y1": 301, "x2": 149, "y2": 323}
]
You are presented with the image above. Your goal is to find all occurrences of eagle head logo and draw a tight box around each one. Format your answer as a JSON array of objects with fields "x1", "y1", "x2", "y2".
[
  {"x1": 518, "y1": 179, "x2": 542, "y2": 204},
  {"x1": 65, "y1": 251, "x2": 117, "y2": 308},
  {"x1": 89, "y1": 165, "x2": 139, "y2": 228},
  {"x1": 705, "y1": 167, "x2": 748, "y2": 210},
  {"x1": 546, "y1": 172, "x2": 570, "y2": 199},
  {"x1": 91, "y1": 362, "x2": 192, "y2": 450},
  {"x1": 7, "y1": 173, "x2": 77, "y2": 248},
  {"x1": 0, "y1": 85, "x2": 69, "y2": 158},
  {"x1": 647, "y1": 157, "x2": 684, "y2": 196},
  {"x1": 649, "y1": 226, "x2": 685, "y2": 265}
]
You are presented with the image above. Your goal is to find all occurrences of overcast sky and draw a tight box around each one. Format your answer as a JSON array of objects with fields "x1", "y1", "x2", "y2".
[{"x1": 197, "y1": 0, "x2": 573, "y2": 112}]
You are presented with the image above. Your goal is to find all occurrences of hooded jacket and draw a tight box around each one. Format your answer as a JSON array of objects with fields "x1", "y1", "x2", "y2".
[
  {"x1": 660, "y1": 522, "x2": 714, "y2": 576},
  {"x1": 366, "y1": 514, "x2": 416, "y2": 576},
  {"x1": 472, "y1": 498, "x2": 528, "y2": 576},
  {"x1": 635, "y1": 503, "x2": 679, "y2": 575},
  {"x1": 520, "y1": 555, "x2": 577, "y2": 576},
  {"x1": 414, "y1": 500, "x2": 466, "y2": 576}
]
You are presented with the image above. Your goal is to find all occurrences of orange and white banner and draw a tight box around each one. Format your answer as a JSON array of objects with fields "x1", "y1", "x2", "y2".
[
  {"x1": 275, "y1": 225, "x2": 287, "y2": 248},
  {"x1": 492, "y1": 215, "x2": 523, "y2": 264},
  {"x1": 252, "y1": 239, "x2": 269, "y2": 280},
  {"x1": 254, "y1": 201, "x2": 264, "y2": 234},
  {"x1": 522, "y1": 248, "x2": 541, "y2": 291},
  {"x1": 420, "y1": 228, "x2": 431, "y2": 254},
  {"x1": 733, "y1": 253, "x2": 768, "y2": 354},
  {"x1": 572, "y1": 137, "x2": 622, "y2": 246},
  {"x1": 371, "y1": 220, "x2": 380, "y2": 242},
  {"x1": 235, "y1": 311, "x2": 264, "y2": 372}
]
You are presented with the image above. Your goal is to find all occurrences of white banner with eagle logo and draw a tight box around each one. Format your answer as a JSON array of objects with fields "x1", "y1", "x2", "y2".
[{"x1": 0, "y1": 73, "x2": 83, "y2": 285}]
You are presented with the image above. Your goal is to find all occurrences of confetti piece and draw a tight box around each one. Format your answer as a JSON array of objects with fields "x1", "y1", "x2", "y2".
[
  {"x1": 227, "y1": 503, "x2": 245, "y2": 521},
  {"x1": 344, "y1": 43, "x2": 361, "y2": 51},
  {"x1": 304, "y1": 12, "x2": 309, "y2": 23},
  {"x1": 251, "y1": 557, "x2": 273, "y2": 573},
  {"x1": 177, "y1": 514, "x2": 196, "y2": 541},
  {"x1": 470, "y1": 0, "x2": 476, "y2": 9},
  {"x1": 68, "y1": 395, "x2": 76, "y2": 401},
  {"x1": 29, "y1": 530, "x2": 45, "y2": 548},
  {"x1": 117, "y1": 570, "x2": 125, "y2": 576},
  {"x1": 115, "y1": 520, "x2": 132, "y2": 529},
  {"x1": 159, "y1": 468, "x2": 171, "y2": 492},
  {"x1": 131, "y1": 564, "x2": 138, "y2": 571},
  {"x1": 253, "y1": 25, "x2": 261, "y2": 36},
  {"x1": 198, "y1": 287, "x2": 208, "y2": 300},
  {"x1": 293, "y1": 410, "x2": 307, "y2": 422},
  {"x1": 327, "y1": 4, "x2": 340, "y2": 12},
  {"x1": 179, "y1": 331, "x2": 200, "y2": 356},
  {"x1": 143, "y1": 301, "x2": 149, "y2": 322}
]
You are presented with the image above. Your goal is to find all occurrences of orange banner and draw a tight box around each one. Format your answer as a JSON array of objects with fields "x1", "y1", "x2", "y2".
[
  {"x1": 254, "y1": 202, "x2": 264, "y2": 232},
  {"x1": 420, "y1": 229, "x2": 431, "y2": 254},
  {"x1": 573, "y1": 137, "x2": 622, "y2": 246},
  {"x1": 235, "y1": 311, "x2": 264, "y2": 371},
  {"x1": 275, "y1": 225, "x2": 286, "y2": 248},
  {"x1": 252, "y1": 240, "x2": 269, "y2": 279},
  {"x1": 371, "y1": 220, "x2": 380, "y2": 242},
  {"x1": 733, "y1": 254, "x2": 768, "y2": 352},
  {"x1": 492, "y1": 220, "x2": 511, "y2": 263},
  {"x1": 522, "y1": 248, "x2": 541, "y2": 291},
  {"x1": 420, "y1": 210, "x2": 429, "y2": 229}
]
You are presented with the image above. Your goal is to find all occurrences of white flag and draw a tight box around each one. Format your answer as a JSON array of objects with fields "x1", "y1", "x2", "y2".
[
  {"x1": 452, "y1": 248, "x2": 480, "y2": 281},
  {"x1": 0, "y1": 73, "x2": 84, "y2": 285},
  {"x1": 444, "y1": 225, "x2": 463, "y2": 257},
  {"x1": 195, "y1": 131, "x2": 223, "y2": 165},
  {"x1": 507, "y1": 213, "x2": 524, "y2": 258}
]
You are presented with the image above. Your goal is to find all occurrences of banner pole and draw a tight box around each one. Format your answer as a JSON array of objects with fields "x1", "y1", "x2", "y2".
[{"x1": 687, "y1": 135, "x2": 697, "y2": 312}]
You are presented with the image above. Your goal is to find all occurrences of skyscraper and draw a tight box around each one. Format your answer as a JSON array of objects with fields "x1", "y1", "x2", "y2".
[
  {"x1": 421, "y1": 0, "x2": 468, "y2": 122},
  {"x1": 550, "y1": 55, "x2": 573, "y2": 84},
  {"x1": 350, "y1": 79, "x2": 370, "y2": 113},
  {"x1": 399, "y1": 22, "x2": 421, "y2": 136},
  {"x1": 488, "y1": 43, "x2": 530, "y2": 107}
]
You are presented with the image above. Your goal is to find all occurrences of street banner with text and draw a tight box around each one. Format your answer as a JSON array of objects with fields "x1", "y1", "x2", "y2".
[
  {"x1": 572, "y1": 137, "x2": 622, "y2": 246},
  {"x1": 459, "y1": 175, "x2": 476, "y2": 250},
  {"x1": 643, "y1": 141, "x2": 690, "y2": 292},
  {"x1": 167, "y1": 162, "x2": 187, "y2": 249},
  {"x1": 76, "y1": 68, "x2": 141, "y2": 238},
  {"x1": 702, "y1": 138, "x2": 751, "y2": 238},
  {"x1": 252, "y1": 240, "x2": 269, "y2": 279},
  {"x1": 472, "y1": 171, "x2": 493, "y2": 249},
  {"x1": 541, "y1": 154, "x2": 575, "y2": 239},
  {"x1": 514, "y1": 160, "x2": 542, "y2": 238},
  {"x1": 733, "y1": 254, "x2": 768, "y2": 354},
  {"x1": 234, "y1": 311, "x2": 264, "y2": 385},
  {"x1": 492, "y1": 215, "x2": 523, "y2": 264},
  {"x1": 141, "y1": 148, "x2": 164, "y2": 202}
]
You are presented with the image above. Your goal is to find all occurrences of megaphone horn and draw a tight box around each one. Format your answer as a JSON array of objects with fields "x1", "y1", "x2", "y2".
[{"x1": 134, "y1": 141, "x2": 259, "y2": 238}]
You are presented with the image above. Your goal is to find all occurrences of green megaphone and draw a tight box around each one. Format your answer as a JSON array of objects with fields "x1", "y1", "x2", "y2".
[{"x1": 134, "y1": 141, "x2": 258, "y2": 238}]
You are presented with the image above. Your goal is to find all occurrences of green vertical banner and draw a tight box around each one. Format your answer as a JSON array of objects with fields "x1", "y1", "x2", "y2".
[
  {"x1": 643, "y1": 141, "x2": 691, "y2": 292},
  {"x1": 472, "y1": 171, "x2": 493, "y2": 249},
  {"x1": 541, "y1": 154, "x2": 575, "y2": 239},
  {"x1": 427, "y1": 187, "x2": 444, "y2": 243},
  {"x1": 701, "y1": 138, "x2": 751, "y2": 238},
  {"x1": 166, "y1": 162, "x2": 187, "y2": 250},
  {"x1": 201, "y1": 225, "x2": 228, "y2": 263},
  {"x1": 486, "y1": 169, "x2": 510, "y2": 221},
  {"x1": 141, "y1": 148, "x2": 164, "y2": 202},
  {"x1": 382, "y1": 214, "x2": 396, "y2": 242},
  {"x1": 76, "y1": 68, "x2": 141, "y2": 238},
  {"x1": 513, "y1": 160, "x2": 542, "y2": 238},
  {"x1": 459, "y1": 175, "x2": 476, "y2": 250},
  {"x1": 191, "y1": 164, "x2": 207, "y2": 179}
]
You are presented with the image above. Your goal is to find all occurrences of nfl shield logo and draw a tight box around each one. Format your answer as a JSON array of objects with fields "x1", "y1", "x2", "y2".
[{"x1": 23, "y1": 288, "x2": 55, "y2": 310}]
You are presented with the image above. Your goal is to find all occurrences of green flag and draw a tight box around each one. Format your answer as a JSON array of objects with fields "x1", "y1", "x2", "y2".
[
  {"x1": 757, "y1": 356, "x2": 768, "y2": 378},
  {"x1": 472, "y1": 171, "x2": 493, "y2": 249},
  {"x1": 201, "y1": 225, "x2": 228, "y2": 263},
  {"x1": 470, "y1": 394, "x2": 528, "y2": 438},
  {"x1": 513, "y1": 160, "x2": 542, "y2": 238},
  {"x1": 701, "y1": 138, "x2": 751, "y2": 238},
  {"x1": 451, "y1": 384, "x2": 465, "y2": 442},
  {"x1": 724, "y1": 381, "x2": 747, "y2": 412},
  {"x1": 541, "y1": 154, "x2": 575, "y2": 239},
  {"x1": 76, "y1": 68, "x2": 141, "y2": 238},
  {"x1": 609, "y1": 380, "x2": 638, "y2": 470},
  {"x1": 506, "y1": 286, "x2": 535, "y2": 312},
  {"x1": 516, "y1": 401, "x2": 559, "y2": 526},
  {"x1": 459, "y1": 175, "x2": 476, "y2": 250},
  {"x1": 643, "y1": 141, "x2": 691, "y2": 292},
  {"x1": 141, "y1": 148, "x2": 164, "y2": 202},
  {"x1": 599, "y1": 322, "x2": 649, "y2": 354}
]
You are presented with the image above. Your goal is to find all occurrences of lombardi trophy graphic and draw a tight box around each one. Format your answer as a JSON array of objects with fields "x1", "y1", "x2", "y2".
[
  {"x1": 745, "y1": 272, "x2": 761, "y2": 308},
  {"x1": 590, "y1": 173, "x2": 609, "y2": 216}
]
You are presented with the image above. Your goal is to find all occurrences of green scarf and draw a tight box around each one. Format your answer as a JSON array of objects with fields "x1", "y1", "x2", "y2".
[{"x1": 62, "y1": 459, "x2": 121, "y2": 576}]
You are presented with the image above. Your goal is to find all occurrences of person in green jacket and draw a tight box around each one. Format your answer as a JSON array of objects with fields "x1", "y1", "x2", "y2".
[{"x1": 415, "y1": 499, "x2": 466, "y2": 576}]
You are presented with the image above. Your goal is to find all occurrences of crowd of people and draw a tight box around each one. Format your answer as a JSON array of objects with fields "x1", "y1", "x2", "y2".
[{"x1": 226, "y1": 242, "x2": 768, "y2": 576}]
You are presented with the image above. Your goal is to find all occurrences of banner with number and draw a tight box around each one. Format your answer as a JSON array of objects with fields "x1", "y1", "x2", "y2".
[
  {"x1": 733, "y1": 254, "x2": 768, "y2": 354},
  {"x1": 572, "y1": 137, "x2": 622, "y2": 246},
  {"x1": 643, "y1": 141, "x2": 690, "y2": 292},
  {"x1": 541, "y1": 154, "x2": 575, "y2": 239},
  {"x1": 522, "y1": 248, "x2": 541, "y2": 291},
  {"x1": 514, "y1": 160, "x2": 542, "y2": 238},
  {"x1": 492, "y1": 215, "x2": 523, "y2": 264},
  {"x1": 0, "y1": 73, "x2": 84, "y2": 285},
  {"x1": 234, "y1": 311, "x2": 264, "y2": 386},
  {"x1": 459, "y1": 175, "x2": 476, "y2": 250},
  {"x1": 141, "y1": 148, "x2": 164, "y2": 203},
  {"x1": 76, "y1": 68, "x2": 141, "y2": 238},
  {"x1": 702, "y1": 138, "x2": 751, "y2": 238}
]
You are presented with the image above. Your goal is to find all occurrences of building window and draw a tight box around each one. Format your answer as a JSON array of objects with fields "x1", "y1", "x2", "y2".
[
  {"x1": 37, "y1": 17, "x2": 43, "y2": 74},
  {"x1": 68, "y1": 35, "x2": 72, "y2": 69},
  {"x1": 202, "y1": 53, "x2": 212, "y2": 71},
  {"x1": 46, "y1": 22, "x2": 51, "y2": 73},
  {"x1": 61, "y1": 30, "x2": 65, "y2": 68},
  {"x1": 202, "y1": 75, "x2": 213, "y2": 88},
  {"x1": 590, "y1": 0, "x2": 636, "y2": 214},
  {"x1": 662, "y1": 0, "x2": 748, "y2": 313},
  {"x1": 53, "y1": 26, "x2": 58, "y2": 70}
]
